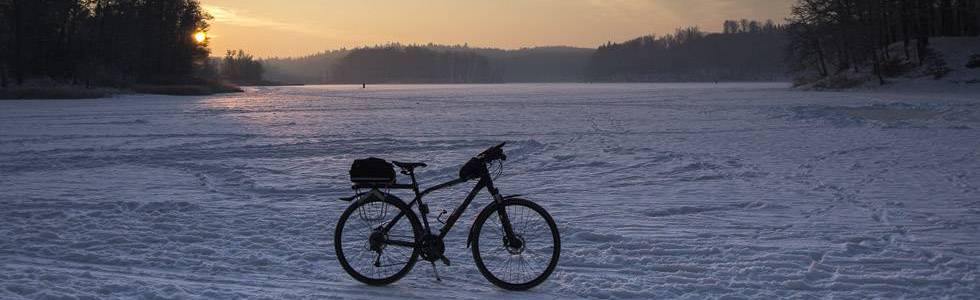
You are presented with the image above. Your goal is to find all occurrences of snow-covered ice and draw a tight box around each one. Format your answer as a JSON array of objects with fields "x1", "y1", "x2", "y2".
[{"x1": 1, "y1": 83, "x2": 979, "y2": 299}]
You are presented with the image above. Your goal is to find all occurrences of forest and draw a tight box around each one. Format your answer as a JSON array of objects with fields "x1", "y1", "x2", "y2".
[
  {"x1": 261, "y1": 23, "x2": 789, "y2": 85},
  {"x1": 261, "y1": 45, "x2": 593, "y2": 84},
  {"x1": 439, "y1": 46, "x2": 593, "y2": 82},
  {"x1": 331, "y1": 45, "x2": 496, "y2": 84},
  {"x1": 219, "y1": 50, "x2": 265, "y2": 85},
  {"x1": 262, "y1": 20, "x2": 788, "y2": 84},
  {"x1": 0, "y1": 0, "x2": 212, "y2": 88},
  {"x1": 786, "y1": 0, "x2": 980, "y2": 84},
  {"x1": 585, "y1": 20, "x2": 788, "y2": 82}
]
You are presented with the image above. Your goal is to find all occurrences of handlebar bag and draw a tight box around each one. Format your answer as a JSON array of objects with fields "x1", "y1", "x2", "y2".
[
  {"x1": 458, "y1": 158, "x2": 484, "y2": 180},
  {"x1": 350, "y1": 157, "x2": 396, "y2": 183}
]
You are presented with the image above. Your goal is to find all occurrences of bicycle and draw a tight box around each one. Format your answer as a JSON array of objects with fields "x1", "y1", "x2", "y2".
[{"x1": 334, "y1": 142, "x2": 561, "y2": 290}]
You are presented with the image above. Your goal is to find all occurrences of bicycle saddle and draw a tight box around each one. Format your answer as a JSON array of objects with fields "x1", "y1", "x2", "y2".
[{"x1": 392, "y1": 161, "x2": 427, "y2": 172}]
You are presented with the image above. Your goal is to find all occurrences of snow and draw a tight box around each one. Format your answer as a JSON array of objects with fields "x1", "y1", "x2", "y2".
[
  {"x1": 874, "y1": 37, "x2": 980, "y2": 91},
  {"x1": 2, "y1": 83, "x2": 979, "y2": 299},
  {"x1": 928, "y1": 37, "x2": 980, "y2": 83}
]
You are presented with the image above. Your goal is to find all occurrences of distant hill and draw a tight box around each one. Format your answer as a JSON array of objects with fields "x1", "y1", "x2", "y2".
[
  {"x1": 331, "y1": 45, "x2": 496, "y2": 84},
  {"x1": 467, "y1": 46, "x2": 594, "y2": 82},
  {"x1": 261, "y1": 21, "x2": 793, "y2": 84},
  {"x1": 586, "y1": 21, "x2": 789, "y2": 82},
  {"x1": 261, "y1": 50, "x2": 350, "y2": 85},
  {"x1": 262, "y1": 45, "x2": 593, "y2": 84}
]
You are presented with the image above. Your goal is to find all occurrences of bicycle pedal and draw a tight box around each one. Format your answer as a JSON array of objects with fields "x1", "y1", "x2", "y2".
[{"x1": 440, "y1": 256, "x2": 451, "y2": 266}]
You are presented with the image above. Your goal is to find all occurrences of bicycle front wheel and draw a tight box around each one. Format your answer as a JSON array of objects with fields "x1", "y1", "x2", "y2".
[
  {"x1": 334, "y1": 193, "x2": 421, "y2": 285},
  {"x1": 471, "y1": 198, "x2": 560, "y2": 290}
]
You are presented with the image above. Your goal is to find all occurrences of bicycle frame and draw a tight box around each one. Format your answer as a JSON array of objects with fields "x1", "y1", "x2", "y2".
[{"x1": 355, "y1": 163, "x2": 518, "y2": 247}]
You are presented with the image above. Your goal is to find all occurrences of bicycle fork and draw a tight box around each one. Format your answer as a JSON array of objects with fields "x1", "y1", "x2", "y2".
[
  {"x1": 492, "y1": 194, "x2": 522, "y2": 249},
  {"x1": 484, "y1": 177, "x2": 522, "y2": 248}
]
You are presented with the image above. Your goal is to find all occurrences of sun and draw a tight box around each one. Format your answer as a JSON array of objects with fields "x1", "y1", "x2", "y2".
[{"x1": 193, "y1": 31, "x2": 207, "y2": 44}]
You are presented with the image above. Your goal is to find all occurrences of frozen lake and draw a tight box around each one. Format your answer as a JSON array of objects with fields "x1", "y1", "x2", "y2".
[{"x1": 1, "y1": 83, "x2": 979, "y2": 299}]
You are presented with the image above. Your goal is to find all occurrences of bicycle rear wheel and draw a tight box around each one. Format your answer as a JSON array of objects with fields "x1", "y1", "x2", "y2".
[
  {"x1": 471, "y1": 198, "x2": 560, "y2": 290},
  {"x1": 335, "y1": 193, "x2": 421, "y2": 285}
]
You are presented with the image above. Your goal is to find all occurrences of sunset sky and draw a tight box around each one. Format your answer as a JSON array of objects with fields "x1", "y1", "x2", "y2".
[{"x1": 201, "y1": 0, "x2": 794, "y2": 58}]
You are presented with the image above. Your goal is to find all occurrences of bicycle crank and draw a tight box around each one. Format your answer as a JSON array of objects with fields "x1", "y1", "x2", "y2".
[
  {"x1": 418, "y1": 233, "x2": 451, "y2": 280},
  {"x1": 418, "y1": 233, "x2": 448, "y2": 264}
]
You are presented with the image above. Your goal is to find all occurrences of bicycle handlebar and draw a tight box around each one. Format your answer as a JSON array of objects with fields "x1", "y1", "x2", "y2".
[
  {"x1": 477, "y1": 142, "x2": 507, "y2": 163},
  {"x1": 459, "y1": 142, "x2": 507, "y2": 180}
]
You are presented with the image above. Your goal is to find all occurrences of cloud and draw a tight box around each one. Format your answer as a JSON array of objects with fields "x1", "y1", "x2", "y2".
[
  {"x1": 580, "y1": 0, "x2": 677, "y2": 22},
  {"x1": 203, "y1": 4, "x2": 342, "y2": 38},
  {"x1": 577, "y1": 0, "x2": 791, "y2": 31}
]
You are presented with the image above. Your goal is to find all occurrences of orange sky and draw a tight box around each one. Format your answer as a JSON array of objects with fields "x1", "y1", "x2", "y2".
[{"x1": 200, "y1": 0, "x2": 794, "y2": 58}]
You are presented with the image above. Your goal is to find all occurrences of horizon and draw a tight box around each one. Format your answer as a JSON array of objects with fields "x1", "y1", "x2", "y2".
[
  {"x1": 201, "y1": 0, "x2": 794, "y2": 58},
  {"x1": 227, "y1": 44, "x2": 597, "y2": 60}
]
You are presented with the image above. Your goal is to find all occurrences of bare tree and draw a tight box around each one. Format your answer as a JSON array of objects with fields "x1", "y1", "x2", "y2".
[{"x1": 787, "y1": 0, "x2": 980, "y2": 84}]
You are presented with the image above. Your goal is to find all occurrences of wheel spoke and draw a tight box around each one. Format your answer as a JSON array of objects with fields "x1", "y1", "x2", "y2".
[
  {"x1": 337, "y1": 198, "x2": 418, "y2": 283},
  {"x1": 520, "y1": 206, "x2": 530, "y2": 236},
  {"x1": 475, "y1": 201, "x2": 559, "y2": 288},
  {"x1": 377, "y1": 261, "x2": 410, "y2": 268},
  {"x1": 490, "y1": 214, "x2": 505, "y2": 239},
  {"x1": 519, "y1": 255, "x2": 531, "y2": 282}
]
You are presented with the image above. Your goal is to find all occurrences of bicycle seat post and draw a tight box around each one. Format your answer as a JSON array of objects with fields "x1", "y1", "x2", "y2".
[
  {"x1": 414, "y1": 173, "x2": 429, "y2": 217},
  {"x1": 408, "y1": 171, "x2": 420, "y2": 195},
  {"x1": 401, "y1": 165, "x2": 436, "y2": 235}
]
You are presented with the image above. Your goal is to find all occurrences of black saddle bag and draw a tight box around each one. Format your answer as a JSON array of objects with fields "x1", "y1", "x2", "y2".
[{"x1": 349, "y1": 157, "x2": 396, "y2": 184}]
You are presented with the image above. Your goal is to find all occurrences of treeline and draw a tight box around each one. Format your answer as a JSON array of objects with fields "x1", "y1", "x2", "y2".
[
  {"x1": 452, "y1": 46, "x2": 593, "y2": 82},
  {"x1": 219, "y1": 50, "x2": 264, "y2": 84},
  {"x1": 585, "y1": 20, "x2": 788, "y2": 82},
  {"x1": 262, "y1": 50, "x2": 350, "y2": 84},
  {"x1": 262, "y1": 45, "x2": 593, "y2": 84},
  {"x1": 0, "y1": 0, "x2": 211, "y2": 88},
  {"x1": 332, "y1": 45, "x2": 495, "y2": 83},
  {"x1": 262, "y1": 21, "x2": 791, "y2": 84},
  {"x1": 787, "y1": 0, "x2": 980, "y2": 83}
]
